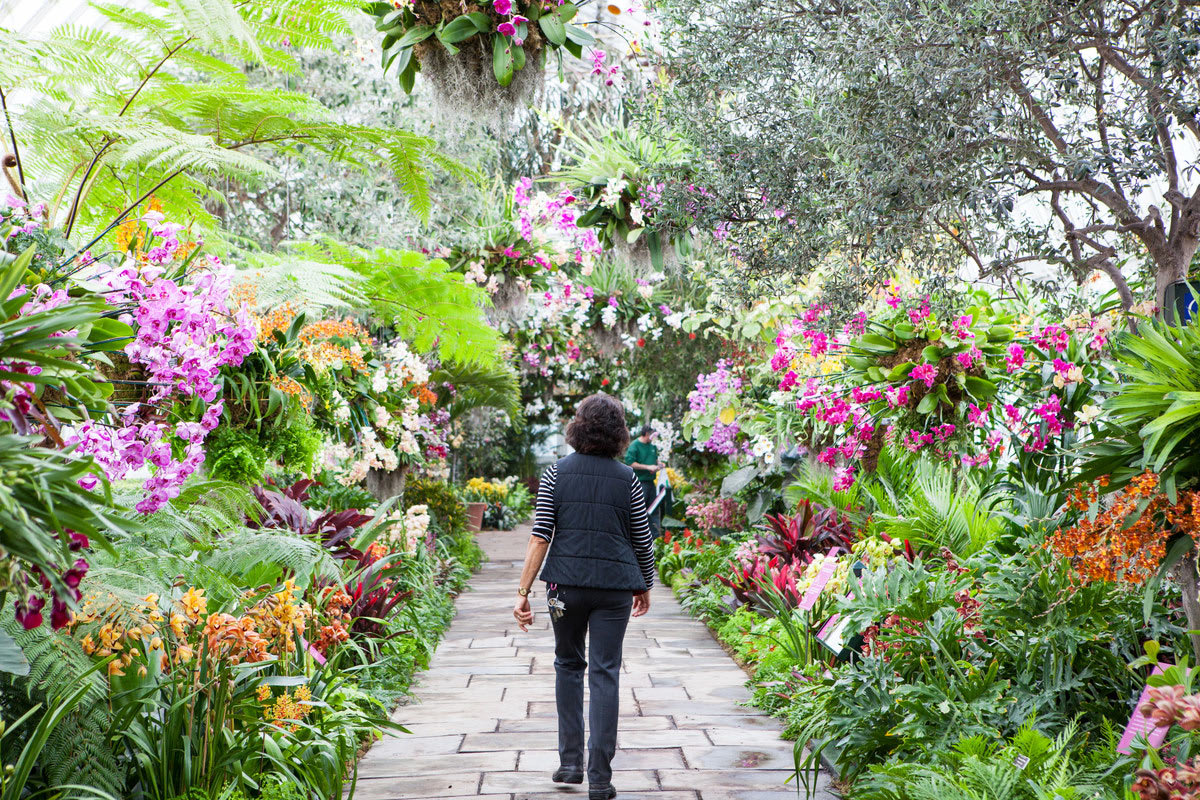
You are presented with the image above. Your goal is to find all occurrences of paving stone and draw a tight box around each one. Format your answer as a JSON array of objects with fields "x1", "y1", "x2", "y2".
[
  {"x1": 659, "y1": 769, "x2": 798, "y2": 791},
  {"x1": 497, "y1": 715, "x2": 673, "y2": 733},
  {"x1": 680, "y1": 746, "x2": 795, "y2": 770},
  {"x1": 402, "y1": 718, "x2": 501, "y2": 737},
  {"x1": 701, "y1": 728, "x2": 790, "y2": 747},
  {"x1": 359, "y1": 750, "x2": 516, "y2": 777},
  {"x1": 672, "y1": 714, "x2": 780, "y2": 730},
  {"x1": 461, "y1": 731, "x2": 559, "y2": 752},
  {"x1": 517, "y1": 747, "x2": 688, "y2": 772},
  {"x1": 351, "y1": 773, "x2": 482, "y2": 798},
  {"x1": 481, "y1": 770, "x2": 659, "y2": 794},
  {"x1": 511, "y1": 795, "x2": 697, "y2": 800},
  {"x1": 367, "y1": 734, "x2": 464, "y2": 757},
  {"x1": 616, "y1": 729, "x2": 711, "y2": 749},
  {"x1": 528, "y1": 700, "x2": 641, "y2": 718},
  {"x1": 638, "y1": 700, "x2": 750, "y2": 717},
  {"x1": 470, "y1": 637, "x2": 518, "y2": 648},
  {"x1": 633, "y1": 686, "x2": 692, "y2": 702},
  {"x1": 438, "y1": 664, "x2": 534, "y2": 675}
]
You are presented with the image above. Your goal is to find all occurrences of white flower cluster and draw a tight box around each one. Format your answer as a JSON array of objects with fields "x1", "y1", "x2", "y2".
[
  {"x1": 649, "y1": 419, "x2": 678, "y2": 463},
  {"x1": 750, "y1": 434, "x2": 775, "y2": 466},
  {"x1": 404, "y1": 504, "x2": 431, "y2": 552},
  {"x1": 381, "y1": 340, "x2": 431, "y2": 388}
]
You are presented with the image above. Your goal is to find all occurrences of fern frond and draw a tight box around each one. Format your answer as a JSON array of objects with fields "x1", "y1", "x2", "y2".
[{"x1": 0, "y1": 621, "x2": 124, "y2": 798}]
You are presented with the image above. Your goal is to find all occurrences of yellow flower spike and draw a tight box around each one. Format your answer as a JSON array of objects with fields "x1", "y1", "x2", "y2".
[
  {"x1": 149, "y1": 637, "x2": 163, "y2": 651},
  {"x1": 256, "y1": 685, "x2": 271, "y2": 702},
  {"x1": 137, "y1": 664, "x2": 148, "y2": 678}
]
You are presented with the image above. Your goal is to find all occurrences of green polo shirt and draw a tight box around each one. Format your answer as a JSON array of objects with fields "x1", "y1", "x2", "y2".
[{"x1": 625, "y1": 438, "x2": 659, "y2": 491}]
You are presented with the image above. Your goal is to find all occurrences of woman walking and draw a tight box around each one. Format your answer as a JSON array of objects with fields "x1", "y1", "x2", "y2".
[{"x1": 511, "y1": 393, "x2": 655, "y2": 800}]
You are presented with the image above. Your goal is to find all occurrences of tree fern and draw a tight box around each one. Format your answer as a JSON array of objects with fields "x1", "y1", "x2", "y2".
[
  {"x1": 2, "y1": 0, "x2": 450, "y2": 244},
  {"x1": 203, "y1": 529, "x2": 341, "y2": 587},
  {"x1": 431, "y1": 360, "x2": 523, "y2": 425}
]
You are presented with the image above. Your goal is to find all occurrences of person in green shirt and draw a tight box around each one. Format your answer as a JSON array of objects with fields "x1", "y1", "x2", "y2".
[{"x1": 624, "y1": 426, "x2": 663, "y2": 538}]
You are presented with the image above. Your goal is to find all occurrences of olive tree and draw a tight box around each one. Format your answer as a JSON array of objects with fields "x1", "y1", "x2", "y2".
[{"x1": 650, "y1": 0, "x2": 1200, "y2": 308}]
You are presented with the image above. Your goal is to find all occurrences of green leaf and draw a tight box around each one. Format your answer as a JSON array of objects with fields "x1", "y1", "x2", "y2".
[
  {"x1": 563, "y1": 37, "x2": 583, "y2": 58},
  {"x1": 539, "y1": 12, "x2": 567, "y2": 45},
  {"x1": 0, "y1": 627, "x2": 29, "y2": 677},
  {"x1": 920, "y1": 345, "x2": 942, "y2": 362},
  {"x1": 375, "y1": 9, "x2": 405, "y2": 30},
  {"x1": 559, "y1": 2, "x2": 579, "y2": 22},
  {"x1": 513, "y1": 42, "x2": 526, "y2": 70},
  {"x1": 398, "y1": 24, "x2": 435, "y2": 47},
  {"x1": 564, "y1": 23, "x2": 595, "y2": 46},
  {"x1": 916, "y1": 392, "x2": 938, "y2": 414},
  {"x1": 886, "y1": 362, "x2": 915, "y2": 381},
  {"x1": 963, "y1": 376, "x2": 998, "y2": 401},
  {"x1": 85, "y1": 318, "x2": 135, "y2": 351},
  {"x1": 492, "y1": 35, "x2": 515, "y2": 86},
  {"x1": 439, "y1": 15, "x2": 483, "y2": 44}
]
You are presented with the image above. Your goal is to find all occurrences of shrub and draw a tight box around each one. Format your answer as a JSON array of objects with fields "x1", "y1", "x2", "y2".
[{"x1": 405, "y1": 477, "x2": 467, "y2": 535}]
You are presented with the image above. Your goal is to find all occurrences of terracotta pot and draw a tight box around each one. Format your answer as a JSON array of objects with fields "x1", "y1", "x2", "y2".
[{"x1": 466, "y1": 502, "x2": 486, "y2": 532}]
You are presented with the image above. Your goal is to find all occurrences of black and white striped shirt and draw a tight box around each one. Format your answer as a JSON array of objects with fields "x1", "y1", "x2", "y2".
[{"x1": 531, "y1": 463, "x2": 656, "y2": 589}]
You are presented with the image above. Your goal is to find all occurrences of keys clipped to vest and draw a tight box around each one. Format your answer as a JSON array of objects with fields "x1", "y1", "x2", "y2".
[{"x1": 546, "y1": 585, "x2": 566, "y2": 620}]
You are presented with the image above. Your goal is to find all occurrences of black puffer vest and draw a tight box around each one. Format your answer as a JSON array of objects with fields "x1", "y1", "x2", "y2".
[{"x1": 539, "y1": 453, "x2": 647, "y2": 591}]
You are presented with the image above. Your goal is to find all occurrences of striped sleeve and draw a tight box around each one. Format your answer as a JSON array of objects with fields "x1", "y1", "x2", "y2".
[
  {"x1": 629, "y1": 477, "x2": 656, "y2": 590},
  {"x1": 530, "y1": 464, "x2": 557, "y2": 542}
]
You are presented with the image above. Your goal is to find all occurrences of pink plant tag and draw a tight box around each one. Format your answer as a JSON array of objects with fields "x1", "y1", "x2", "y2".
[
  {"x1": 817, "y1": 613, "x2": 840, "y2": 640},
  {"x1": 300, "y1": 634, "x2": 326, "y2": 666},
  {"x1": 1117, "y1": 663, "x2": 1169, "y2": 755},
  {"x1": 798, "y1": 557, "x2": 839, "y2": 611}
]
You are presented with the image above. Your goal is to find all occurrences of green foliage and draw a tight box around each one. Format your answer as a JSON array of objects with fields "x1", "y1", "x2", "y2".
[
  {"x1": 648, "y1": 0, "x2": 1196, "y2": 305},
  {"x1": 0, "y1": 621, "x2": 123, "y2": 799},
  {"x1": 866, "y1": 458, "x2": 1005, "y2": 559},
  {"x1": 289, "y1": 241, "x2": 505, "y2": 369},
  {"x1": 853, "y1": 720, "x2": 1125, "y2": 800},
  {"x1": 404, "y1": 477, "x2": 467, "y2": 535},
  {"x1": 2, "y1": 0, "x2": 448, "y2": 241},
  {"x1": 1084, "y1": 316, "x2": 1200, "y2": 492},
  {"x1": 204, "y1": 426, "x2": 269, "y2": 486}
]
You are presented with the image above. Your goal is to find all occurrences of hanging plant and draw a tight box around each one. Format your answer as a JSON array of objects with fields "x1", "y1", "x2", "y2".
[
  {"x1": 367, "y1": 0, "x2": 596, "y2": 98},
  {"x1": 547, "y1": 122, "x2": 697, "y2": 270}
]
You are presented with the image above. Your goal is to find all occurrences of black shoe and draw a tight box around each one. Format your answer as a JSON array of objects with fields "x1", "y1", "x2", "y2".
[
  {"x1": 552, "y1": 767, "x2": 584, "y2": 785},
  {"x1": 589, "y1": 784, "x2": 616, "y2": 800}
]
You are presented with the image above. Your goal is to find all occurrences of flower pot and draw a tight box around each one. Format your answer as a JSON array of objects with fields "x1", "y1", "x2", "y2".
[{"x1": 466, "y1": 502, "x2": 486, "y2": 532}]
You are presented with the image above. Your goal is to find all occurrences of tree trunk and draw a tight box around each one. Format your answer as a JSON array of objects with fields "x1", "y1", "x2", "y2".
[
  {"x1": 1155, "y1": 237, "x2": 1199, "y2": 310},
  {"x1": 1176, "y1": 552, "x2": 1200, "y2": 664},
  {"x1": 365, "y1": 465, "x2": 408, "y2": 503}
]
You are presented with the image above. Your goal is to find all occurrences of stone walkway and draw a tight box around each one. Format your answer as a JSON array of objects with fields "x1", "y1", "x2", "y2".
[{"x1": 355, "y1": 526, "x2": 838, "y2": 800}]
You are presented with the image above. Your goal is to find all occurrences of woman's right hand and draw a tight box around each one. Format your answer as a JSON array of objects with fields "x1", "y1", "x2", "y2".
[{"x1": 632, "y1": 590, "x2": 651, "y2": 617}]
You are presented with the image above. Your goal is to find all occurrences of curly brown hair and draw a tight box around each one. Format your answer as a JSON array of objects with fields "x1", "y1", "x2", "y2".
[{"x1": 565, "y1": 393, "x2": 630, "y2": 459}]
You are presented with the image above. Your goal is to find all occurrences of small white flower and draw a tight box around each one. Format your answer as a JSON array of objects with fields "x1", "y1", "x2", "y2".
[{"x1": 1076, "y1": 404, "x2": 1102, "y2": 425}]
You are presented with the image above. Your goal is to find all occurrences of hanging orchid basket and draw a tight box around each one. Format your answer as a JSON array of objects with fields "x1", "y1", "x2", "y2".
[{"x1": 368, "y1": 0, "x2": 595, "y2": 110}]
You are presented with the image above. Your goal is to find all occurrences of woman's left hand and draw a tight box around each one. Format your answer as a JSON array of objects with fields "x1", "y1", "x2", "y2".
[{"x1": 513, "y1": 596, "x2": 533, "y2": 632}]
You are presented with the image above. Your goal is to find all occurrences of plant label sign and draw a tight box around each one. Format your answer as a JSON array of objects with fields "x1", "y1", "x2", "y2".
[
  {"x1": 798, "y1": 557, "x2": 839, "y2": 611},
  {"x1": 1117, "y1": 663, "x2": 1169, "y2": 755}
]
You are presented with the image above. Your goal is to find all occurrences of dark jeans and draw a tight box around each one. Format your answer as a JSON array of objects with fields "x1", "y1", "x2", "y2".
[
  {"x1": 547, "y1": 584, "x2": 633, "y2": 785},
  {"x1": 638, "y1": 482, "x2": 662, "y2": 538}
]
